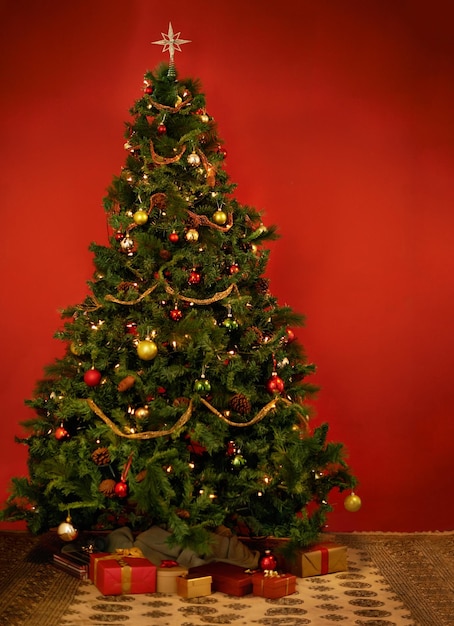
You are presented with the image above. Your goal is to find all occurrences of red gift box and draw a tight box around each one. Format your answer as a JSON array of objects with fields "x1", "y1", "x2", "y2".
[
  {"x1": 252, "y1": 571, "x2": 296, "y2": 598},
  {"x1": 188, "y1": 562, "x2": 253, "y2": 596},
  {"x1": 90, "y1": 552, "x2": 157, "y2": 595}
]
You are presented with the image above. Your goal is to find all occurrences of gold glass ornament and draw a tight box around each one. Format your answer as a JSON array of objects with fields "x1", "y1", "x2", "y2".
[
  {"x1": 137, "y1": 339, "x2": 158, "y2": 360},
  {"x1": 212, "y1": 209, "x2": 227, "y2": 225},
  {"x1": 133, "y1": 209, "x2": 148, "y2": 225},
  {"x1": 57, "y1": 516, "x2": 78, "y2": 541},
  {"x1": 344, "y1": 492, "x2": 362, "y2": 512}
]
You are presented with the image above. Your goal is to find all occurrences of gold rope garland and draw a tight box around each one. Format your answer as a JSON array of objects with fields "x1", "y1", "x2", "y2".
[
  {"x1": 86, "y1": 395, "x2": 293, "y2": 439},
  {"x1": 149, "y1": 96, "x2": 193, "y2": 113},
  {"x1": 86, "y1": 398, "x2": 193, "y2": 440},
  {"x1": 104, "y1": 284, "x2": 158, "y2": 306},
  {"x1": 199, "y1": 396, "x2": 292, "y2": 427},
  {"x1": 186, "y1": 208, "x2": 233, "y2": 232},
  {"x1": 150, "y1": 140, "x2": 186, "y2": 165},
  {"x1": 164, "y1": 281, "x2": 239, "y2": 305}
]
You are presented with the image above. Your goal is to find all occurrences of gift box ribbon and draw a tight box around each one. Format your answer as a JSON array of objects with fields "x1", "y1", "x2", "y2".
[
  {"x1": 93, "y1": 548, "x2": 145, "y2": 594},
  {"x1": 308, "y1": 544, "x2": 330, "y2": 574}
]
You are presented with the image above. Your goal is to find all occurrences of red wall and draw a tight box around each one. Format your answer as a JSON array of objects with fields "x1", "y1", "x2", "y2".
[{"x1": 1, "y1": 1, "x2": 453, "y2": 532}]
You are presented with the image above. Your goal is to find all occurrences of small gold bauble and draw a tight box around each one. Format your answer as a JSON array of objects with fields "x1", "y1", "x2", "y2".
[
  {"x1": 200, "y1": 114, "x2": 209, "y2": 123},
  {"x1": 133, "y1": 210, "x2": 148, "y2": 225},
  {"x1": 135, "y1": 406, "x2": 150, "y2": 420},
  {"x1": 185, "y1": 228, "x2": 199, "y2": 242},
  {"x1": 137, "y1": 339, "x2": 158, "y2": 360},
  {"x1": 212, "y1": 209, "x2": 227, "y2": 225},
  {"x1": 57, "y1": 517, "x2": 78, "y2": 542},
  {"x1": 344, "y1": 493, "x2": 362, "y2": 512}
]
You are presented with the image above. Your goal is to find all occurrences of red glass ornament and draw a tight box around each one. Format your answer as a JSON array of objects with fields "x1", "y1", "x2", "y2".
[
  {"x1": 188, "y1": 270, "x2": 201, "y2": 285},
  {"x1": 144, "y1": 85, "x2": 153, "y2": 95},
  {"x1": 114, "y1": 480, "x2": 128, "y2": 498},
  {"x1": 260, "y1": 550, "x2": 277, "y2": 571},
  {"x1": 55, "y1": 425, "x2": 69, "y2": 441},
  {"x1": 168, "y1": 231, "x2": 179, "y2": 243},
  {"x1": 286, "y1": 328, "x2": 296, "y2": 342},
  {"x1": 83, "y1": 368, "x2": 102, "y2": 387},
  {"x1": 169, "y1": 307, "x2": 183, "y2": 321},
  {"x1": 115, "y1": 231, "x2": 124, "y2": 241},
  {"x1": 266, "y1": 373, "x2": 285, "y2": 394},
  {"x1": 229, "y1": 264, "x2": 239, "y2": 275},
  {"x1": 125, "y1": 322, "x2": 138, "y2": 335},
  {"x1": 157, "y1": 123, "x2": 167, "y2": 135}
]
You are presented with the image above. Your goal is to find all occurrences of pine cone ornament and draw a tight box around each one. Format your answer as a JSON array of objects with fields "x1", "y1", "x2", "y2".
[
  {"x1": 99, "y1": 479, "x2": 116, "y2": 497},
  {"x1": 135, "y1": 469, "x2": 147, "y2": 483},
  {"x1": 229, "y1": 393, "x2": 252, "y2": 415},
  {"x1": 256, "y1": 277, "x2": 270, "y2": 295},
  {"x1": 91, "y1": 447, "x2": 111, "y2": 466},
  {"x1": 151, "y1": 192, "x2": 167, "y2": 211}
]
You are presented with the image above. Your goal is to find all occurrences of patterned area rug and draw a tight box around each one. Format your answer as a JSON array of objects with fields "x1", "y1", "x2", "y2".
[{"x1": 1, "y1": 531, "x2": 453, "y2": 626}]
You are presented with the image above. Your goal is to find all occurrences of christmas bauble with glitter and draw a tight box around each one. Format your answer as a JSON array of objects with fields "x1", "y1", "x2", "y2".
[
  {"x1": 83, "y1": 368, "x2": 102, "y2": 387},
  {"x1": 137, "y1": 339, "x2": 158, "y2": 360},
  {"x1": 169, "y1": 307, "x2": 183, "y2": 321},
  {"x1": 222, "y1": 317, "x2": 239, "y2": 331},
  {"x1": 344, "y1": 493, "x2": 362, "y2": 512},
  {"x1": 266, "y1": 373, "x2": 285, "y2": 394},
  {"x1": 57, "y1": 517, "x2": 78, "y2": 542},
  {"x1": 55, "y1": 425, "x2": 69, "y2": 441},
  {"x1": 187, "y1": 151, "x2": 201, "y2": 166},
  {"x1": 186, "y1": 228, "x2": 199, "y2": 242},
  {"x1": 120, "y1": 236, "x2": 135, "y2": 254},
  {"x1": 193, "y1": 377, "x2": 211, "y2": 394},
  {"x1": 133, "y1": 209, "x2": 148, "y2": 225},
  {"x1": 188, "y1": 270, "x2": 201, "y2": 285}
]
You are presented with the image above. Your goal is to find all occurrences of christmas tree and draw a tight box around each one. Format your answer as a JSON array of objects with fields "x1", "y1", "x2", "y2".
[{"x1": 1, "y1": 25, "x2": 359, "y2": 554}]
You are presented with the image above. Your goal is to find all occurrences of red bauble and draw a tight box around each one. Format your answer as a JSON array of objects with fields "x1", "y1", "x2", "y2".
[
  {"x1": 115, "y1": 231, "x2": 124, "y2": 241},
  {"x1": 229, "y1": 264, "x2": 239, "y2": 275},
  {"x1": 55, "y1": 426, "x2": 69, "y2": 441},
  {"x1": 157, "y1": 123, "x2": 167, "y2": 135},
  {"x1": 188, "y1": 270, "x2": 201, "y2": 285},
  {"x1": 144, "y1": 85, "x2": 153, "y2": 95},
  {"x1": 286, "y1": 328, "x2": 296, "y2": 342},
  {"x1": 83, "y1": 368, "x2": 102, "y2": 387},
  {"x1": 169, "y1": 307, "x2": 183, "y2": 321},
  {"x1": 125, "y1": 322, "x2": 138, "y2": 335},
  {"x1": 260, "y1": 550, "x2": 277, "y2": 571},
  {"x1": 114, "y1": 481, "x2": 128, "y2": 498},
  {"x1": 168, "y1": 231, "x2": 179, "y2": 243},
  {"x1": 217, "y1": 145, "x2": 227, "y2": 158},
  {"x1": 266, "y1": 373, "x2": 285, "y2": 394}
]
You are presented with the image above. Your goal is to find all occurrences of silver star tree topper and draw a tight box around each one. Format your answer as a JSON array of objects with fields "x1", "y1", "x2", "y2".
[{"x1": 152, "y1": 22, "x2": 191, "y2": 77}]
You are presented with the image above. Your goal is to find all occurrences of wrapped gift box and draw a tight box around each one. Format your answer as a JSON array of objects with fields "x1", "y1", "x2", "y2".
[
  {"x1": 288, "y1": 542, "x2": 347, "y2": 578},
  {"x1": 188, "y1": 562, "x2": 253, "y2": 596},
  {"x1": 157, "y1": 564, "x2": 188, "y2": 593},
  {"x1": 177, "y1": 574, "x2": 212, "y2": 598},
  {"x1": 252, "y1": 572, "x2": 296, "y2": 598},
  {"x1": 90, "y1": 552, "x2": 157, "y2": 595}
]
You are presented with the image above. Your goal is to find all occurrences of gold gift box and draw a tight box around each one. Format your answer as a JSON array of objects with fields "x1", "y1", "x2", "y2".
[
  {"x1": 177, "y1": 574, "x2": 212, "y2": 598},
  {"x1": 288, "y1": 542, "x2": 348, "y2": 578}
]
